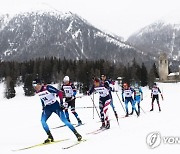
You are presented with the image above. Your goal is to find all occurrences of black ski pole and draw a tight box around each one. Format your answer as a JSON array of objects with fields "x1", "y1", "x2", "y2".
[
  {"x1": 93, "y1": 92, "x2": 95, "y2": 119},
  {"x1": 115, "y1": 92, "x2": 126, "y2": 113},
  {"x1": 110, "y1": 100, "x2": 120, "y2": 126},
  {"x1": 113, "y1": 110, "x2": 120, "y2": 126}
]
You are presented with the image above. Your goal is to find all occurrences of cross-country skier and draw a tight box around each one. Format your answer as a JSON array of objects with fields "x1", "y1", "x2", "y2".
[
  {"x1": 133, "y1": 83, "x2": 143, "y2": 115},
  {"x1": 150, "y1": 83, "x2": 164, "y2": 112},
  {"x1": 61, "y1": 76, "x2": 82, "y2": 125},
  {"x1": 122, "y1": 83, "x2": 139, "y2": 117},
  {"x1": 32, "y1": 79, "x2": 82, "y2": 143},
  {"x1": 87, "y1": 78, "x2": 111, "y2": 129},
  {"x1": 100, "y1": 75, "x2": 118, "y2": 119}
]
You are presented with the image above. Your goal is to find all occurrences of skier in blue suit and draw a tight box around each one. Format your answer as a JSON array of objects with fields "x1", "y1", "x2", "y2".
[
  {"x1": 133, "y1": 83, "x2": 143, "y2": 115},
  {"x1": 32, "y1": 79, "x2": 82, "y2": 143},
  {"x1": 122, "y1": 83, "x2": 139, "y2": 117}
]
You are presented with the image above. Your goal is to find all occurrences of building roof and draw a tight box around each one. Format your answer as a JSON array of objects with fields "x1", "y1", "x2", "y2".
[{"x1": 168, "y1": 72, "x2": 179, "y2": 77}]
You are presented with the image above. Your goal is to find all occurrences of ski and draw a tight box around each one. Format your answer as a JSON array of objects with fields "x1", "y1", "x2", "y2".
[
  {"x1": 119, "y1": 114, "x2": 137, "y2": 118},
  {"x1": 51, "y1": 123, "x2": 85, "y2": 129},
  {"x1": 51, "y1": 124, "x2": 76, "y2": 129},
  {"x1": 86, "y1": 128, "x2": 107, "y2": 135},
  {"x1": 75, "y1": 123, "x2": 85, "y2": 127},
  {"x1": 12, "y1": 138, "x2": 69, "y2": 151},
  {"x1": 62, "y1": 139, "x2": 87, "y2": 149},
  {"x1": 120, "y1": 115, "x2": 131, "y2": 118}
]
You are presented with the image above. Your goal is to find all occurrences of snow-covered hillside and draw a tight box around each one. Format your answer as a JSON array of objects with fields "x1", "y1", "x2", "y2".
[
  {"x1": 127, "y1": 20, "x2": 180, "y2": 61},
  {"x1": 0, "y1": 82, "x2": 180, "y2": 154},
  {"x1": 0, "y1": 11, "x2": 151, "y2": 64}
]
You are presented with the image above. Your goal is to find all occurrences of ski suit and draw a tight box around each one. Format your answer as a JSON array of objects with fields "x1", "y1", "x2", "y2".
[
  {"x1": 36, "y1": 85, "x2": 76, "y2": 134},
  {"x1": 61, "y1": 83, "x2": 82, "y2": 124},
  {"x1": 122, "y1": 87, "x2": 137, "y2": 116},
  {"x1": 134, "y1": 87, "x2": 143, "y2": 114},
  {"x1": 88, "y1": 82, "x2": 111, "y2": 124}
]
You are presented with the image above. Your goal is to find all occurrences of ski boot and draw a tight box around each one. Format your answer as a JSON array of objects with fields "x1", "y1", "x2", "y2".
[
  {"x1": 150, "y1": 108, "x2": 153, "y2": 111},
  {"x1": 138, "y1": 110, "x2": 140, "y2": 116},
  {"x1": 135, "y1": 110, "x2": 139, "y2": 117},
  {"x1": 125, "y1": 113, "x2": 129, "y2": 117},
  {"x1": 74, "y1": 130, "x2": 82, "y2": 141},
  {"x1": 159, "y1": 108, "x2": 161, "y2": 112},
  {"x1": 129, "y1": 111, "x2": 133, "y2": 115},
  {"x1": 138, "y1": 105, "x2": 140, "y2": 115},
  {"x1": 44, "y1": 132, "x2": 54, "y2": 143},
  {"x1": 77, "y1": 118, "x2": 82, "y2": 126},
  {"x1": 100, "y1": 122, "x2": 105, "y2": 129},
  {"x1": 105, "y1": 121, "x2": 110, "y2": 129}
]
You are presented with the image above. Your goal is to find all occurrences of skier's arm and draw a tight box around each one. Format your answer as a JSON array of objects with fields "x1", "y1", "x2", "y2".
[
  {"x1": 158, "y1": 88, "x2": 164, "y2": 100},
  {"x1": 71, "y1": 84, "x2": 77, "y2": 96},
  {"x1": 104, "y1": 81, "x2": 110, "y2": 89},
  {"x1": 71, "y1": 84, "x2": 77, "y2": 99},
  {"x1": 57, "y1": 91, "x2": 64, "y2": 104},
  {"x1": 87, "y1": 85, "x2": 95, "y2": 95},
  {"x1": 151, "y1": 89, "x2": 153, "y2": 98},
  {"x1": 121, "y1": 90, "x2": 124, "y2": 102},
  {"x1": 41, "y1": 99, "x2": 45, "y2": 110},
  {"x1": 140, "y1": 88, "x2": 143, "y2": 100}
]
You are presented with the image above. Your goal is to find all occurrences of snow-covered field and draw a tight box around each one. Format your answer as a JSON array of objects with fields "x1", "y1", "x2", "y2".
[{"x1": 0, "y1": 82, "x2": 180, "y2": 154}]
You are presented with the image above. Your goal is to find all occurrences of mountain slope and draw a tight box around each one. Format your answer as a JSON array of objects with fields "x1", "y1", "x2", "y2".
[
  {"x1": 0, "y1": 11, "x2": 151, "y2": 64},
  {"x1": 127, "y1": 21, "x2": 180, "y2": 60}
]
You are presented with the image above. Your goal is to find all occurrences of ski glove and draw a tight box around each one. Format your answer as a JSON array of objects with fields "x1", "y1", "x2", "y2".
[
  {"x1": 71, "y1": 96, "x2": 76, "y2": 100},
  {"x1": 87, "y1": 91, "x2": 90, "y2": 96},
  {"x1": 59, "y1": 104, "x2": 65, "y2": 110}
]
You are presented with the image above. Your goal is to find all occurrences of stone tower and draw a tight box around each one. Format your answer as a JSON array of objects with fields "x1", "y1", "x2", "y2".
[{"x1": 159, "y1": 53, "x2": 168, "y2": 81}]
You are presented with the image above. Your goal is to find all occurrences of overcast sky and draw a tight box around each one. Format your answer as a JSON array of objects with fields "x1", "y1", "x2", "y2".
[{"x1": 0, "y1": 0, "x2": 180, "y2": 39}]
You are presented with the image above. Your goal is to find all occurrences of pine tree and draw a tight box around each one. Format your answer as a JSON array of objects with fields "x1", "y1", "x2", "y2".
[
  {"x1": 141, "y1": 63, "x2": 148, "y2": 86},
  {"x1": 5, "y1": 76, "x2": 16, "y2": 99},
  {"x1": 148, "y1": 64, "x2": 157, "y2": 88},
  {"x1": 23, "y1": 74, "x2": 35, "y2": 96}
]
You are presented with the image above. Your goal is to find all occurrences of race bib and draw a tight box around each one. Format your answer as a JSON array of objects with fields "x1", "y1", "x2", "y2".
[
  {"x1": 152, "y1": 88, "x2": 159, "y2": 95},
  {"x1": 134, "y1": 88, "x2": 140, "y2": 96},
  {"x1": 124, "y1": 89, "x2": 133, "y2": 97},
  {"x1": 63, "y1": 85, "x2": 74, "y2": 97},
  {"x1": 38, "y1": 90, "x2": 56, "y2": 106},
  {"x1": 94, "y1": 87, "x2": 109, "y2": 97}
]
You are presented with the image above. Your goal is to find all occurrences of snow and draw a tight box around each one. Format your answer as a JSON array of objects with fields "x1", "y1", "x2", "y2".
[
  {"x1": 0, "y1": 82, "x2": 180, "y2": 154},
  {"x1": 95, "y1": 31, "x2": 130, "y2": 49},
  {"x1": 168, "y1": 72, "x2": 179, "y2": 77},
  {"x1": 3, "y1": 50, "x2": 13, "y2": 56}
]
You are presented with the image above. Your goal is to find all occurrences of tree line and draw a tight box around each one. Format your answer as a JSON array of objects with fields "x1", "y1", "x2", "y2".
[{"x1": 0, "y1": 57, "x2": 159, "y2": 99}]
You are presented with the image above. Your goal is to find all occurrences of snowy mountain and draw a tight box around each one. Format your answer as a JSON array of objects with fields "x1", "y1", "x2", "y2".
[
  {"x1": 127, "y1": 20, "x2": 180, "y2": 61},
  {"x1": 1, "y1": 82, "x2": 180, "y2": 154},
  {"x1": 0, "y1": 11, "x2": 151, "y2": 64}
]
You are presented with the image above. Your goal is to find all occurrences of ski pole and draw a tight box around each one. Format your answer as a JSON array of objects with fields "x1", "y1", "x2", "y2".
[
  {"x1": 89, "y1": 95, "x2": 101, "y2": 120},
  {"x1": 64, "y1": 95, "x2": 85, "y2": 103},
  {"x1": 113, "y1": 110, "x2": 120, "y2": 126},
  {"x1": 115, "y1": 92, "x2": 126, "y2": 113},
  {"x1": 93, "y1": 92, "x2": 95, "y2": 119},
  {"x1": 110, "y1": 99, "x2": 120, "y2": 126},
  {"x1": 75, "y1": 106, "x2": 97, "y2": 109},
  {"x1": 140, "y1": 106, "x2": 146, "y2": 114}
]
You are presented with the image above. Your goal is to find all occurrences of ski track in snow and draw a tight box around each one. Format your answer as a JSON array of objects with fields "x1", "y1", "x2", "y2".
[{"x1": 0, "y1": 82, "x2": 180, "y2": 154}]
